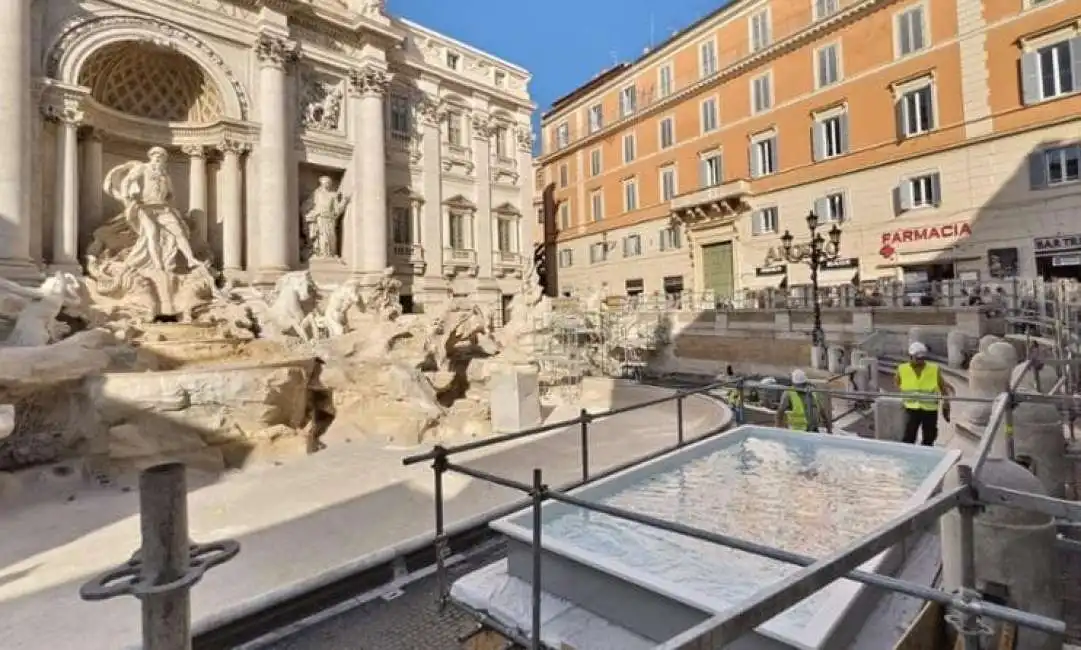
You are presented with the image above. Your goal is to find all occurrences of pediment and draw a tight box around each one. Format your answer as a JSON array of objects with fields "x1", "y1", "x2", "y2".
[
  {"x1": 443, "y1": 194, "x2": 476, "y2": 211},
  {"x1": 391, "y1": 186, "x2": 424, "y2": 202},
  {"x1": 493, "y1": 202, "x2": 520, "y2": 216}
]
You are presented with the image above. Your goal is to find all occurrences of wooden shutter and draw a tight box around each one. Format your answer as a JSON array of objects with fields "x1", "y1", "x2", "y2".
[
  {"x1": 931, "y1": 173, "x2": 942, "y2": 207},
  {"x1": 812, "y1": 122, "x2": 824, "y2": 162},
  {"x1": 895, "y1": 97, "x2": 907, "y2": 140},
  {"x1": 1020, "y1": 51, "x2": 1040, "y2": 106},
  {"x1": 813, "y1": 197, "x2": 829, "y2": 220},
  {"x1": 898, "y1": 179, "x2": 914, "y2": 211},
  {"x1": 1029, "y1": 151, "x2": 1047, "y2": 190},
  {"x1": 838, "y1": 112, "x2": 850, "y2": 154},
  {"x1": 1071, "y1": 38, "x2": 1081, "y2": 94},
  {"x1": 749, "y1": 142, "x2": 760, "y2": 178}
]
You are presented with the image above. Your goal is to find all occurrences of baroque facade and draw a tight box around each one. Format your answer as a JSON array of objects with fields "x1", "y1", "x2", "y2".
[
  {"x1": 534, "y1": 0, "x2": 1081, "y2": 301},
  {"x1": 0, "y1": 0, "x2": 534, "y2": 312}
]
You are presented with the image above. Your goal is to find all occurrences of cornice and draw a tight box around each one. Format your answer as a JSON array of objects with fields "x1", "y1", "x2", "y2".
[
  {"x1": 391, "y1": 58, "x2": 534, "y2": 113},
  {"x1": 538, "y1": 0, "x2": 886, "y2": 163}
]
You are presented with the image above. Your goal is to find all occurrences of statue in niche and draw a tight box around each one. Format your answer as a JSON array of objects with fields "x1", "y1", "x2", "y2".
[
  {"x1": 301, "y1": 176, "x2": 350, "y2": 260},
  {"x1": 86, "y1": 146, "x2": 214, "y2": 322}
]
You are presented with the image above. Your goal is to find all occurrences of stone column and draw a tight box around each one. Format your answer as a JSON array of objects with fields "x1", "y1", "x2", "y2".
[
  {"x1": 348, "y1": 64, "x2": 390, "y2": 279},
  {"x1": 472, "y1": 113, "x2": 493, "y2": 279},
  {"x1": 254, "y1": 34, "x2": 298, "y2": 279},
  {"x1": 81, "y1": 129, "x2": 103, "y2": 249},
  {"x1": 410, "y1": 199, "x2": 422, "y2": 248},
  {"x1": 183, "y1": 145, "x2": 208, "y2": 245},
  {"x1": 218, "y1": 138, "x2": 248, "y2": 275},
  {"x1": 417, "y1": 94, "x2": 444, "y2": 282},
  {"x1": 50, "y1": 100, "x2": 83, "y2": 270},
  {"x1": 0, "y1": 0, "x2": 35, "y2": 279},
  {"x1": 515, "y1": 124, "x2": 535, "y2": 258}
]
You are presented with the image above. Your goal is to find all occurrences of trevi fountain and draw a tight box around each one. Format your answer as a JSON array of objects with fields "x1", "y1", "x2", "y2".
[{"x1": 0, "y1": 145, "x2": 675, "y2": 481}]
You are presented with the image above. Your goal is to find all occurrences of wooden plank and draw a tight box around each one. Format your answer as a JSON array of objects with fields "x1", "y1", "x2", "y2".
[
  {"x1": 894, "y1": 600, "x2": 945, "y2": 650},
  {"x1": 463, "y1": 628, "x2": 511, "y2": 650}
]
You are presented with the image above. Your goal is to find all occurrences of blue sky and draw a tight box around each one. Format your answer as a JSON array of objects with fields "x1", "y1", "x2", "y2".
[{"x1": 393, "y1": 0, "x2": 724, "y2": 131}]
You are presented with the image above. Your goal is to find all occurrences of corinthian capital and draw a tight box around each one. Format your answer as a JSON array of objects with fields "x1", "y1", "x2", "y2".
[
  {"x1": 348, "y1": 65, "x2": 390, "y2": 97},
  {"x1": 217, "y1": 138, "x2": 251, "y2": 156},
  {"x1": 255, "y1": 34, "x2": 299, "y2": 69},
  {"x1": 414, "y1": 94, "x2": 443, "y2": 126},
  {"x1": 471, "y1": 113, "x2": 492, "y2": 139},
  {"x1": 515, "y1": 126, "x2": 534, "y2": 152},
  {"x1": 42, "y1": 96, "x2": 84, "y2": 125}
]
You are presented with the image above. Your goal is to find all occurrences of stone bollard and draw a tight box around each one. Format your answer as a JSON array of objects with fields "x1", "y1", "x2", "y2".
[
  {"x1": 987, "y1": 340, "x2": 1019, "y2": 369},
  {"x1": 964, "y1": 350, "x2": 1013, "y2": 427},
  {"x1": 1010, "y1": 361, "x2": 1058, "y2": 393},
  {"x1": 946, "y1": 330, "x2": 967, "y2": 369},
  {"x1": 827, "y1": 345, "x2": 846, "y2": 374},
  {"x1": 810, "y1": 345, "x2": 825, "y2": 371},
  {"x1": 850, "y1": 349, "x2": 866, "y2": 368},
  {"x1": 851, "y1": 363, "x2": 870, "y2": 393},
  {"x1": 861, "y1": 357, "x2": 879, "y2": 392},
  {"x1": 873, "y1": 396, "x2": 906, "y2": 442},
  {"x1": 978, "y1": 334, "x2": 1000, "y2": 354},
  {"x1": 1012, "y1": 401, "x2": 1068, "y2": 498}
]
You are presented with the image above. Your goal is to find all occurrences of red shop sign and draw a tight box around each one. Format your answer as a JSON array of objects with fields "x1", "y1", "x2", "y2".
[{"x1": 879, "y1": 222, "x2": 971, "y2": 258}]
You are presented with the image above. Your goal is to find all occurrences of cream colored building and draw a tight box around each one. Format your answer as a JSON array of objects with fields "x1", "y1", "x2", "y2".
[
  {"x1": 535, "y1": 0, "x2": 1081, "y2": 300},
  {"x1": 0, "y1": 0, "x2": 534, "y2": 313}
]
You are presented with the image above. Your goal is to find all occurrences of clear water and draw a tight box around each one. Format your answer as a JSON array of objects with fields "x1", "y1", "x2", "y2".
[{"x1": 537, "y1": 434, "x2": 943, "y2": 637}]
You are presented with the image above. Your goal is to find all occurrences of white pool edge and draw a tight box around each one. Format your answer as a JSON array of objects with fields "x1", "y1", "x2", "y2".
[{"x1": 490, "y1": 425, "x2": 961, "y2": 649}]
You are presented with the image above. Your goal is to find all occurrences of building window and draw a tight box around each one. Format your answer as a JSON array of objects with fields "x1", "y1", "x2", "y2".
[
  {"x1": 898, "y1": 83, "x2": 935, "y2": 137},
  {"x1": 446, "y1": 111, "x2": 463, "y2": 146},
  {"x1": 813, "y1": 112, "x2": 849, "y2": 161},
  {"x1": 659, "y1": 64, "x2": 674, "y2": 97},
  {"x1": 701, "y1": 97, "x2": 718, "y2": 133},
  {"x1": 494, "y1": 70, "x2": 506, "y2": 87},
  {"x1": 391, "y1": 206, "x2": 411, "y2": 244},
  {"x1": 750, "y1": 10, "x2": 772, "y2": 52},
  {"x1": 589, "y1": 242, "x2": 606, "y2": 264},
  {"x1": 588, "y1": 103, "x2": 604, "y2": 133},
  {"x1": 816, "y1": 43, "x2": 841, "y2": 87},
  {"x1": 389, "y1": 95, "x2": 410, "y2": 136},
  {"x1": 625, "y1": 278, "x2": 644, "y2": 299},
  {"x1": 752, "y1": 72, "x2": 772, "y2": 113},
  {"x1": 623, "y1": 178, "x2": 638, "y2": 212},
  {"x1": 559, "y1": 164, "x2": 569, "y2": 188},
  {"x1": 559, "y1": 202, "x2": 570, "y2": 230},
  {"x1": 590, "y1": 190, "x2": 603, "y2": 221},
  {"x1": 750, "y1": 134, "x2": 777, "y2": 178},
  {"x1": 751, "y1": 206, "x2": 779, "y2": 236},
  {"x1": 815, "y1": 192, "x2": 847, "y2": 223},
  {"x1": 619, "y1": 85, "x2": 637, "y2": 117},
  {"x1": 558, "y1": 249, "x2": 573, "y2": 268},
  {"x1": 659, "y1": 226, "x2": 682, "y2": 251},
  {"x1": 496, "y1": 219, "x2": 514, "y2": 252},
  {"x1": 555, "y1": 122, "x2": 570, "y2": 149},
  {"x1": 660, "y1": 166, "x2": 677, "y2": 201},
  {"x1": 1031, "y1": 144, "x2": 1081, "y2": 188},
  {"x1": 448, "y1": 212, "x2": 468, "y2": 248},
  {"x1": 896, "y1": 172, "x2": 942, "y2": 212},
  {"x1": 895, "y1": 5, "x2": 927, "y2": 57},
  {"x1": 1022, "y1": 40, "x2": 1078, "y2": 105},
  {"x1": 494, "y1": 126, "x2": 509, "y2": 158},
  {"x1": 623, "y1": 133, "x2": 636, "y2": 163},
  {"x1": 700, "y1": 40, "x2": 718, "y2": 77},
  {"x1": 700, "y1": 152, "x2": 723, "y2": 187},
  {"x1": 659, "y1": 117, "x2": 675, "y2": 149},
  {"x1": 446, "y1": 51, "x2": 460, "y2": 69},
  {"x1": 815, "y1": 0, "x2": 840, "y2": 20},
  {"x1": 590, "y1": 149, "x2": 602, "y2": 176},
  {"x1": 623, "y1": 234, "x2": 642, "y2": 257}
]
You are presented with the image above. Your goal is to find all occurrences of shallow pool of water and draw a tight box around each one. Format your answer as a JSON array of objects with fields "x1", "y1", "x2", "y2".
[{"x1": 537, "y1": 433, "x2": 942, "y2": 633}]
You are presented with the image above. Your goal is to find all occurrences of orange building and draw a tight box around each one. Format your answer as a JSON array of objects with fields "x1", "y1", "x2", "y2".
[{"x1": 533, "y1": 0, "x2": 1081, "y2": 300}]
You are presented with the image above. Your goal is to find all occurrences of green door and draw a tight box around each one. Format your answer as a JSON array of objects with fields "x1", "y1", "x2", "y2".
[{"x1": 700, "y1": 241, "x2": 735, "y2": 298}]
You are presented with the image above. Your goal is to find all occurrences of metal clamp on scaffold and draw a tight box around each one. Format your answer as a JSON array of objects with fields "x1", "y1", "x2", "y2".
[
  {"x1": 79, "y1": 539, "x2": 240, "y2": 602},
  {"x1": 944, "y1": 588, "x2": 995, "y2": 640}
]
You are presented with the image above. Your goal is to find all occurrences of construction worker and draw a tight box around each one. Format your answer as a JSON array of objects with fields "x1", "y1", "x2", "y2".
[
  {"x1": 897, "y1": 341, "x2": 952, "y2": 446},
  {"x1": 775, "y1": 370, "x2": 831, "y2": 432}
]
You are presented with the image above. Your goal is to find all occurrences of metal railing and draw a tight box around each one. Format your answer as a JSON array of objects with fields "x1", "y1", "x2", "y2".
[{"x1": 404, "y1": 373, "x2": 1080, "y2": 650}]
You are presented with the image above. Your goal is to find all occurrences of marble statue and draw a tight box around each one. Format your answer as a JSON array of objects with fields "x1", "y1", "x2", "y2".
[
  {"x1": 305, "y1": 278, "x2": 364, "y2": 339},
  {"x1": 301, "y1": 176, "x2": 350, "y2": 260},
  {"x1": 252, "y1": 270, "x2": 318, "y2": 341},
  {"x1": 0, "y1": 271, "x2": 84, "y2": 346},
  {"x1": 366, "y1": 266, "x2": 403, "y2": 321},
  {"x1": 87, "y1": 146, "x2": 214, "y2": 322}
]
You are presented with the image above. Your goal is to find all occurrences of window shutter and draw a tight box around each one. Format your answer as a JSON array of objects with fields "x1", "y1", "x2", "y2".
[
  {"x1": 838, "y1": 112, "x2": 850, "y2": 154},
  {"x1": 751, "y1": 210, "x2": 763, "y2": 235},
  {"x1": 931, "y1": 173, "x2": 942, "y2": 207},
  {"x1": 771, "y1": 136, "x2": 779, "y2": 173},
  {"x1": 898, "y1": 13, "x2": 911, "y2": 55},
  {"x1": 813, "y1": 197, "x2": 828, "y2": 219},
  {"x1": 895, "y1": 98, "x2": 907, "y2": 140},
  {"x1": 1020, "y1": 51, "x2": 1040, "y2": 106},
  {"x1": 892, "y1": 187, "x2": 902, "y2": 216},
  {"x1": 1029, "y1": 152, "x2": 1047, "y2": 190},
  {"x1": 924, "y1": 89, "x2": 937, "y2": 130},
  {"x1": 749, "y1": 142, "x2": 760, "y2": 178},
  {"x1": 812, "y1": 123, "x2": 825, "y2": 162},
  {"x1": 1070, "y1": 38, "x2": 1081, "y2": 94},
  {"x1": 898, "y1": 180, "x2": 914, "y2": 211},
  {"x1": 699, "y1": 158, "x2": 709, "y2": 187}
]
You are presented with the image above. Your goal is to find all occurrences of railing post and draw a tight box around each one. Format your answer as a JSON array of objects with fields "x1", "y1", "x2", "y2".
[
  {"x1": 579, "y1": 409, "x2": 591, "y2": 483},
  {"x1": 676, "y1": 395, "x2": 685, "y2": 445},
  {"x1": 433, "y1": 445, "x2": 449, "y2": 610},
  {"x1": 1005, "y1": 392, "x2": 1016, "y2": 462},
  {"x1": 952, "y1": 464, "x2": 986, "y2": 650},
  {"x1": 530, "y1": 468, "x2": 545, "y2": 650},
  {"x1": 79, "y1": 463, "x2": 239, "y2": 650}
]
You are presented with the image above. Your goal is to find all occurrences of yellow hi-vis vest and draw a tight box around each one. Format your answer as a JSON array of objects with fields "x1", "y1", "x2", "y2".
[
  {"x1": 897, "y1": 362, "x2": 941, "y2": 411},
  {"x1": 785, "y1": 389, "x2": 814, "y2": 431}
]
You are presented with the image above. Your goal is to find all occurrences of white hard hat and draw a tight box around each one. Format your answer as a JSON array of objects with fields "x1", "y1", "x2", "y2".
[
  {"x1": 791, "y1": 369, "x2": 808, "y2": 385},
  {"x1": 908, "y1": 341, "x2": 928, "y2": 358}
]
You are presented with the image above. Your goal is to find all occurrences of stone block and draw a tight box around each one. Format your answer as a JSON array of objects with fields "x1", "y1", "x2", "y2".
[
  {"x1": 947, "y1": 329, "x2": 967, "y2": 369},
  {"x1": 978, "y1": 334, "x2": 1000, "y2": 353},
  {"x1": 874, "y1": 396, "x2": 907, "y2": 442},
  {"x1": 827, "y1": 345, "x2": 846, "y2": 374},
  {"x1": 490, "y1": 366, "x2": 542, "y2": 434}
]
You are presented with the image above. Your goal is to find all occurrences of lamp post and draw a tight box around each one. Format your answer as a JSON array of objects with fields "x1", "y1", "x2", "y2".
[{"x1": 778, "y1": 211, "x2": 843, "y2": 364}]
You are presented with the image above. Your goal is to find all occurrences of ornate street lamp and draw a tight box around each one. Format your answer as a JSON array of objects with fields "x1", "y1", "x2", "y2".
[{"x1": 779, "y1": 211, "x2": 843, "y2": 361}]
